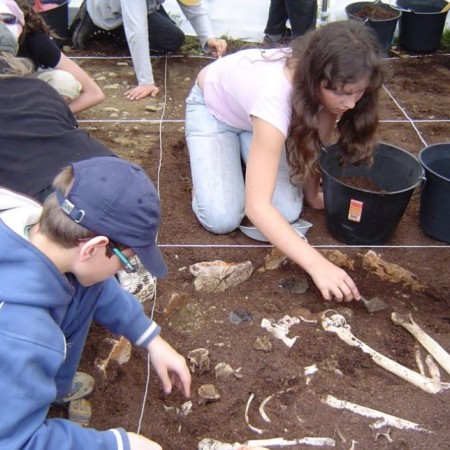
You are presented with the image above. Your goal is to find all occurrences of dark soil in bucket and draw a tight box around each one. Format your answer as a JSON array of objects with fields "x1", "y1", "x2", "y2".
[
  {"x1": 45, "y1": 44, "x2": 450, "y2": 449},
  {"x1": 337, "y1": 175, "x2": 388, "y2": 193},
  {"x1": 352, "y1": 4, "x2": 400, "y2": 20}
]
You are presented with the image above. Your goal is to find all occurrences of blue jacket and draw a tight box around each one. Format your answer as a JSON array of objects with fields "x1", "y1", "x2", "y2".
[{"x1": 0, "y1": 188, "x2": 161, "y2": 450}]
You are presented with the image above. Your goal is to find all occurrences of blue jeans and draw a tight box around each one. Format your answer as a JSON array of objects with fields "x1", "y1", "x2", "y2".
[{"x1": 185, "y1": 84, "x2": 303, "y2": 234}]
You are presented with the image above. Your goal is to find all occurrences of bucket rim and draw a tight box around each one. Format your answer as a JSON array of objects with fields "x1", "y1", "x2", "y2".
[
  {"x1": 320, "y1": 141, "x2": 425, "y2": 195},
  {"x1": 394, "y1": 1, "x2": 447, "y2": 15},
  {"x1": 345, "y1": 1, "x2": 402, "y2": 21},
  {"x1": 419, "y1": 142, "x2": 450, "y2": 182}
]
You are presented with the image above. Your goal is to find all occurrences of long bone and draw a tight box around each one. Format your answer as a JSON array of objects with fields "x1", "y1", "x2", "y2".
[
  {"x1": 321, "y1": 312, "x2": 450, "y2": 394},
  {"x1": 322, "y1": 394, "x2": 428, "y2": 432},
  {"x1": 391, "y1": 312, "x2": 450, "y2": 377}
]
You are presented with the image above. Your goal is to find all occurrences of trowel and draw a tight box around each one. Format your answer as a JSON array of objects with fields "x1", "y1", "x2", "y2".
[{"x1": 360, "y1": 296, "x2": 388, "y2": 313}]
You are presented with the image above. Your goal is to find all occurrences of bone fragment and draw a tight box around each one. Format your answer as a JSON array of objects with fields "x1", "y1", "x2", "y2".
[
  {"x1": 197, "y1": 437, "x2": 336, "y2": 449},
  {"x1": 259, "y1": 395, "x2": 273, "y2": 423},
  {"x1": 261, "y1": 315, "x2": 301, "y2": 348},
  {"x1": 425, "y1": 354, "x2": 441, "y2": 381},
  {"x1": 245, "y1": 393, "x2": 266, "y2": 435},
  {"x1": 391, "y1": 313, "x2": 450, "y2": 377},
  {"x1": 374, "y1": 428, "x2": 393, "y2": 444},
  {"x1": 322, "y1": 313, "x2": 450, "y2": 394},
  {"x1": 415, "y1": 345, "x2": 426, "y2": 376},
  {"x1": 322, "y1": 395, "x2": 428, "y2": 432},
  {"x1": 94, "y1": 336, "x2": 132, "y2": 376},
  {"x1": 245, "y1": 437, "x2": 336, "y2": 447}
]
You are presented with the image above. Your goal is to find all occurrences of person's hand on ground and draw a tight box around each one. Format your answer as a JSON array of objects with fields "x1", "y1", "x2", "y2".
[
  {"x1": 127, "y1": 432, "x2": 162, "y2": 450},
  {"x1": 125, "y1": 84, "x2": 160, "y2": 100},
  {"x1": 206, "y1": 38, "x2": 227, "y2": 58},
  {"x1": 307, "y1": 254, "x2": 360, "y2": 302},
  {"x1": 147, "y1": 335, "x2": 191, "y2": 397}
]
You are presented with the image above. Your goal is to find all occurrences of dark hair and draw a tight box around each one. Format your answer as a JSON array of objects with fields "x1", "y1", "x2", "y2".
[
  {"x1": 286, "y1": 20, "x2": 386, "y2": 183},
  {"x1": 15, "y1": 0, "x2": 56, "y2": 44}
]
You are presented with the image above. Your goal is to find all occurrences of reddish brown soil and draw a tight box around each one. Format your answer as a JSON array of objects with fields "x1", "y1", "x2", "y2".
[{"x1": 53, "y1": 45, "x2": 450, "y2": 449}]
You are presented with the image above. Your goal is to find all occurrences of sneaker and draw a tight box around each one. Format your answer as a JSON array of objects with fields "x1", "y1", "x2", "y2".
[
  {"x1": 263, "y1": 29, "x2": 292, "y2": 47},
  {"x1": 70, "y1": 0, "x2": 96, "y2": 49},
  {"x1": 117, "y1": 256, "x2": 157, "y2": 303},
  {"x1": 52, "y1": 371, "x2": 95, "y2": 407}
]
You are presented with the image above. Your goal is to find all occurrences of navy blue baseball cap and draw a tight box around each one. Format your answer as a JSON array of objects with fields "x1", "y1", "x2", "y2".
[{"x1": 55, "y1": 156, "x2": 167, "y2": 278}]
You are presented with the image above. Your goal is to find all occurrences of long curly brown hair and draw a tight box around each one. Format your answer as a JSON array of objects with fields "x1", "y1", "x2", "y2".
[
  {"x1": 15, "y1": 0, "x2": 54, "y2": 44},
  {"x1": 285, "y1": 20, "x2": 386, "y2": 184}
]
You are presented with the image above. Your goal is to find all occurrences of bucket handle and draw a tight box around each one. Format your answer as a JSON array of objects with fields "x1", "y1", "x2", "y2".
[
  {"x1": 391, "y1": 5, "x2": 413, "y2": 12},
  {"x1": 414, "y1": 174, "x2": 427, "y2": 195}
]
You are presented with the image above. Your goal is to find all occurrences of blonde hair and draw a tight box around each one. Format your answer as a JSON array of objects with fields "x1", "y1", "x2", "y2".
[
  {"x1": 39, "y1": 166, "x2": 94, "y2": 248},
  {"x1": 0, "y1": 51, "x2": 34, "y2": 77}
]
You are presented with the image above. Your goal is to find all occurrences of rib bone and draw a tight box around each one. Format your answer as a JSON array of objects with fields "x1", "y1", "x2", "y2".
[
  {"x1": 321, "y1": 313, "x2": 450, "y2": 394},
  {"x1": 391, "y1": 312, "x2": 450, "y2": 377}
]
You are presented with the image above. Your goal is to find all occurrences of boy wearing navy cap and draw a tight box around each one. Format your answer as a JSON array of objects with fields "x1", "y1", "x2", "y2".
[{"x1": 0, "y1": 156, "x2": 191, "y2": 450}]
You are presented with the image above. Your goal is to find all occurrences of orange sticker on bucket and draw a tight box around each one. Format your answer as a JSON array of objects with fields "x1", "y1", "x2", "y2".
[{"x1": 348, "y1": 199, "x2": 363, "y2": 222}]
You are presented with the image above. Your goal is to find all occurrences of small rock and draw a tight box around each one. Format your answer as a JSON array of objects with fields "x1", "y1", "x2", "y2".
[
  {"x1": 254, "y1": 335, "x2": 272, "y2": 352},
  {"x1": 187, "y1": 348, "x2": 210, "y2": 373},
  {"x1": 198, "y1": 384, "x2": 220, "y2": 405},
  {"x1": 279, "y1": 277, "x2": 309, "y2": 295},
  {"x1": 214, "y1": 362, "x2": 242, "y2": 380},
  {"x1": 145, "y1": 105, "x2": 158, "y2": 112}
]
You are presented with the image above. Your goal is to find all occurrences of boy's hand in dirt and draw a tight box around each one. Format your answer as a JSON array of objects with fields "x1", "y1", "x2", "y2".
[
  {"x1": 127, "y1": 432, "x2": 162, "y2": 450},
  {"x1": 147, "y1": 335, "x2": 191, "y2": 397},
  {"x1": 125, "y1": 84, "x2": 160, "y2": 100}
]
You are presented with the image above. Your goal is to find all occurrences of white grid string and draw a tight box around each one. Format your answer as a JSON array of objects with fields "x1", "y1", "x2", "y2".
[
  {"x1": 136, "y1": 54, "x2": 170, "y2": 434},
  {"x1": 75, "y1": 51, "x2": 449, "y2": 434}
]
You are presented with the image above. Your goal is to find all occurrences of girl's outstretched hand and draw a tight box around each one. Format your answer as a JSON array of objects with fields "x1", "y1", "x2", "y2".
[{"x1": 308, "y1": 255, "x2": 360, "y2": 302}]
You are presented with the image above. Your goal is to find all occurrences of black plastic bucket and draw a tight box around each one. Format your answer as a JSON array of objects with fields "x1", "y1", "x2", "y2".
[
  {"x1": 320, "y1": 143, "x2": 424, "y2": 245},
  {"x1": 346, "y1": 1, "x2": 401, "y2": 55},
  {"x1": 39, "y1": 0, "x2": 69, "y2": 48},
  {"x1": 419, "y1": 143, "x2": 450, "y2": 243},
  {"x1": 395, "y1": 0, "x2": 448, "y2": 53}
]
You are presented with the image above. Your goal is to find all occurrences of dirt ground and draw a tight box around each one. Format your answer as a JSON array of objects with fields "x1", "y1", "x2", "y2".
[{"x1": 56, "y1": 41, "x2": 450, "y2": 449}]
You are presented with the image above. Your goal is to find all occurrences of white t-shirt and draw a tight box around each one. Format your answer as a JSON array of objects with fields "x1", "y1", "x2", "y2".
[{"x1": 203, "y1": 48, "x2": 293, "y2": 138}]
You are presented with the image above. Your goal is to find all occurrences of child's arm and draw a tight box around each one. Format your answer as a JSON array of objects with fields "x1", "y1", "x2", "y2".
[
  {"x1": 245, "y1": 117, "x2": 360, "y2": 302},
  {"x1": 55, "y1": 53, "x2": 105, "y2": 114},
  {"x1": 146, "y1": 335, "x2": 191, "y2": 398},
  {"x1": 303, "y1": 172, "x2": 324, "y2": 209}
]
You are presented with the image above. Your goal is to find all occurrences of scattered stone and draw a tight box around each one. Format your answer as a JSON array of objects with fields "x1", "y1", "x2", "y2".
[
  {"x1": 263, "y1": 247, "x2": 288, "y2": 270},
  {"x1": 254, "y1": 335, "x2": 273, "y2": 352},
  {"x1": 320, "y1": 249, "x2": 355, "y2": 270},
  {"x1": 104, "y1": 107, "x2": 120, "y2": 113},
  {"x1": 145, "y1": 105, "x2": 158, "y2": 112},
  {"x1": 103, "y1": 83, "x2": 121, "y2": 89},
  {"x1": 108, "y1": 72, "x2": 118, "y2": 77},
  {"x1": 117, "y1": 61, "x2": 129, "y2": 66},
  {"x1": 360, "y1": 250, "x2": 423, "y2": 290},
  {"x1": 187, "y1": 348, "x2": 210, "y2": 373},
  {"x1": 189, "y1": 260, "x2": 254, "y2": 292},
  {"x1": 229, "y1": 307, "x2": 254, "y2": 324},
  {"x1": 214, "y1": 362, "x2": 242, "y2": 380},
  {"x1": 279, "y1": 277, "x2": 309, "y2": 295},
  {"x1": 164, "y1": 292, "x2": 189, "y2": 316},
  {"x1": 198, "y1": 384, "x2": 220, "y2": 404}
]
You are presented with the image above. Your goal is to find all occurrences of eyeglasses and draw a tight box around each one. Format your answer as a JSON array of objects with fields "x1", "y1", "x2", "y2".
[
  {"x1": 0, "y1": 13, "x2": 19, "y2": 25},
  {"x1": 108, "y1": 241, "x2": 137, "y2": 273}
]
